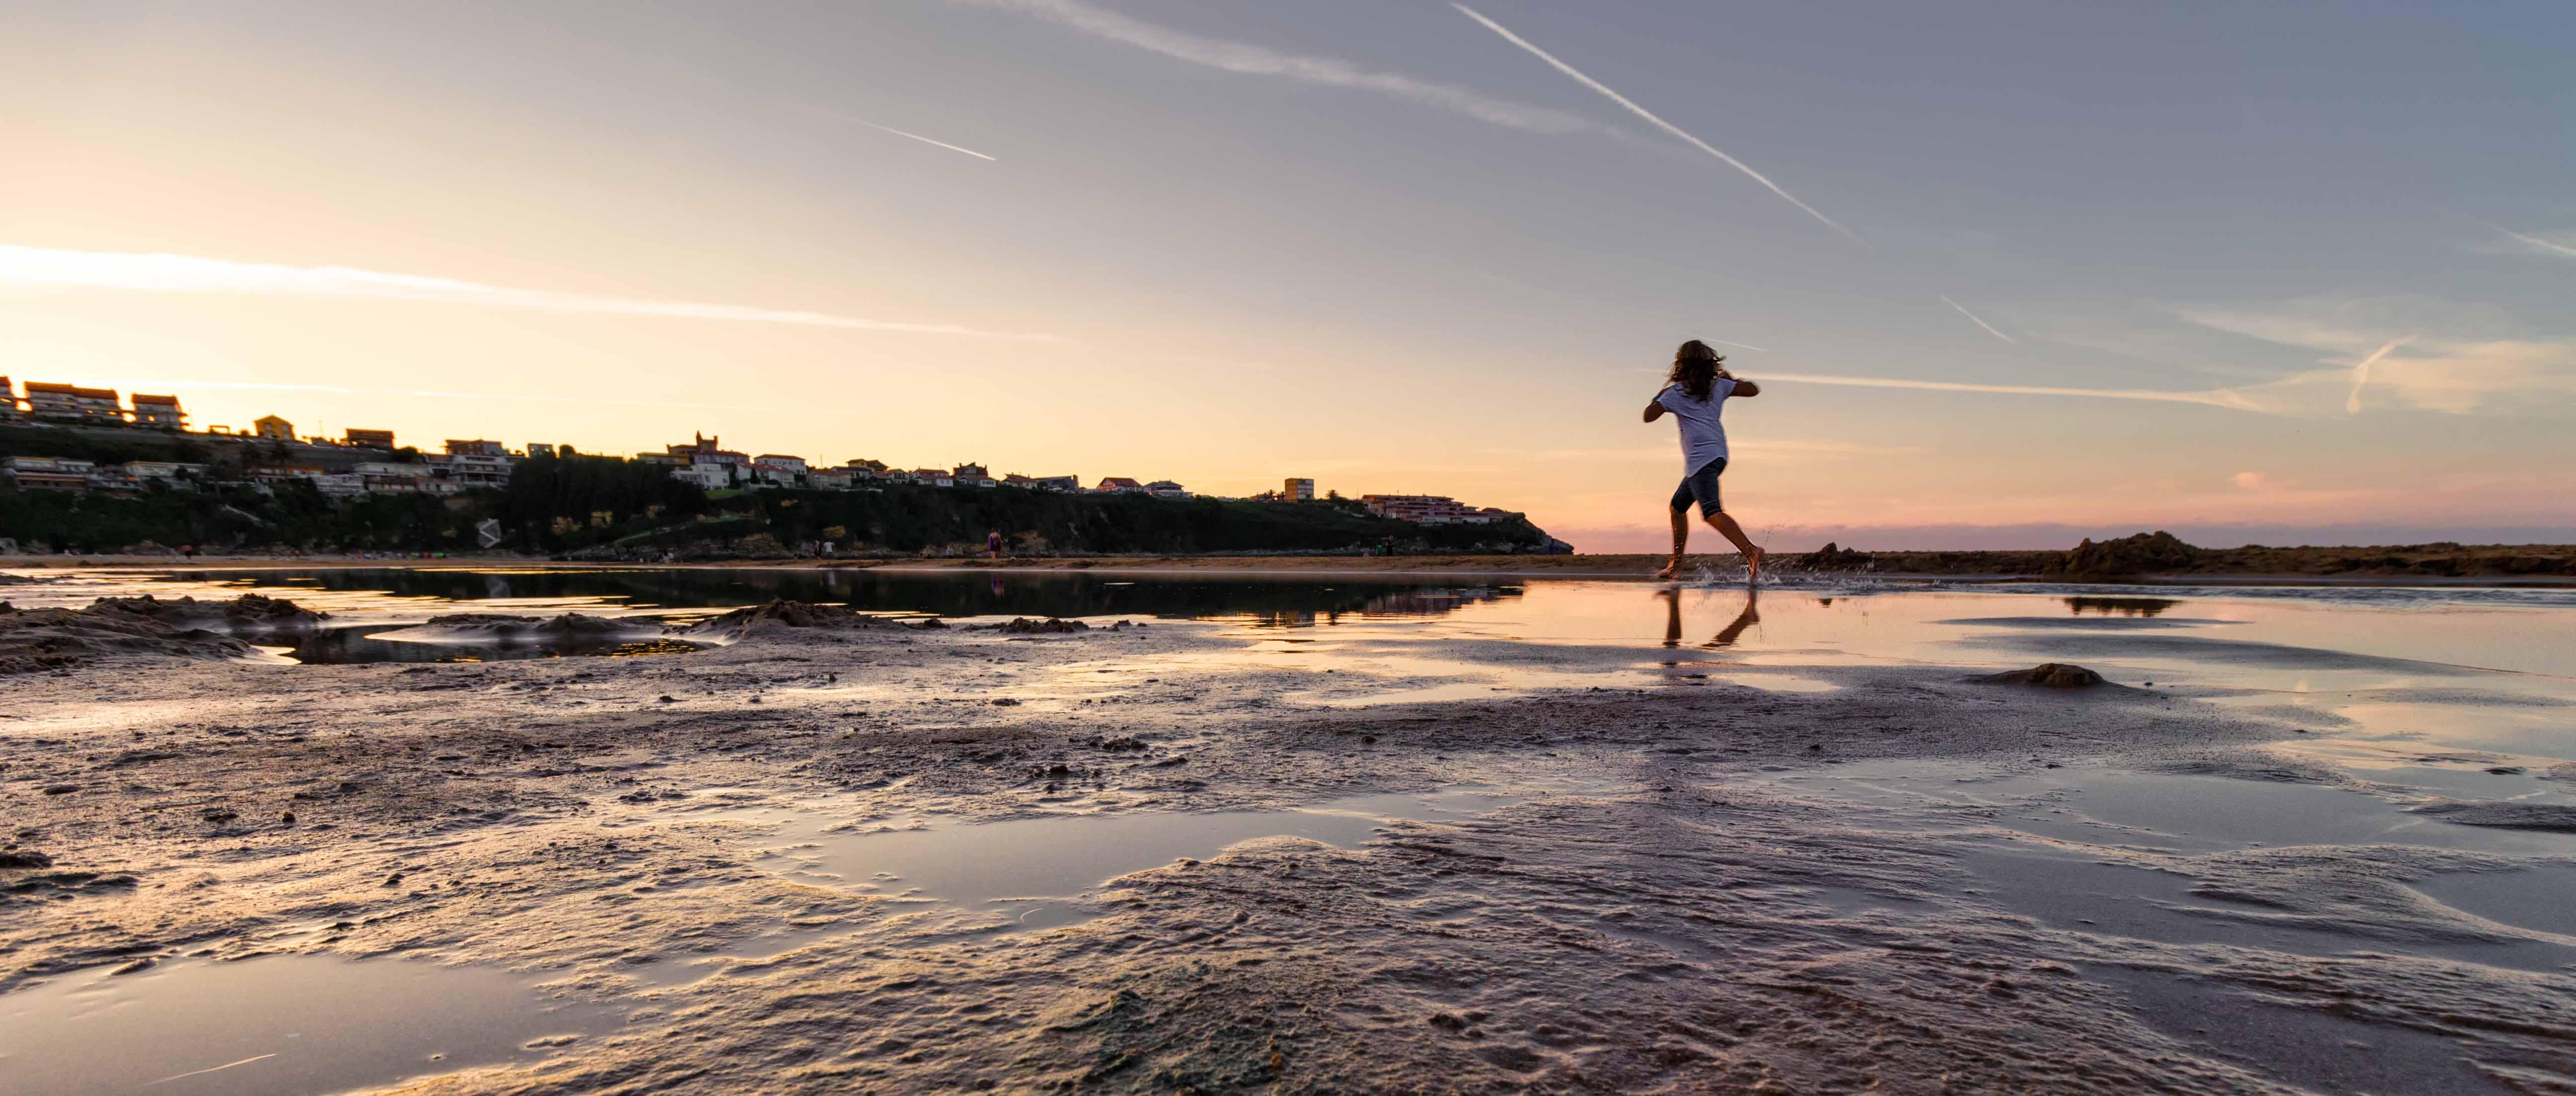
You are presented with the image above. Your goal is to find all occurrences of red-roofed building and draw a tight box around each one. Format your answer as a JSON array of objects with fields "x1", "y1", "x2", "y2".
[
  {"x1": 1362, "y1": 495, "x2": 1496, "y2": 524},
  {"x1": 26, "y1": 383, "x2": 120, "y2": 423},
  {"x1": 130, "y1": 393, "x2": 185, "y2": 429}
]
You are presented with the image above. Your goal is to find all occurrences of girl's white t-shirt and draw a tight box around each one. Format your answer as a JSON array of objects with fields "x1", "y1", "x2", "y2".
[{"x1": 1657, "y1": 379, "x2": 1738, "y2": 475}]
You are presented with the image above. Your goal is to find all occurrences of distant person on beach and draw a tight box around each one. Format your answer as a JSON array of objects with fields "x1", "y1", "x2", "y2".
[
  {"x1": 987, "y1": 529, "x2": 1003, "y2": 559},
  {"x1": 1643, "y1": 339, "x2": 1765, "y2": 581}
]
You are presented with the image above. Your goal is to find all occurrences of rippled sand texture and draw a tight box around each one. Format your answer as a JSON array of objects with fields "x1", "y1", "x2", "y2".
[{"x1": 2, "y1": 570, "x2": 2573, "y2": 1094}]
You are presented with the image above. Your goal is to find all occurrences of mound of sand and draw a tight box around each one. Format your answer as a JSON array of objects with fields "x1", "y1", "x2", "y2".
[
  {"x1": 413, "y1": 612, "x2": 644, "y2": 638},
  {"x1": 2409, "y1": 801, "x2": 2576, "y2": 832},
  {"x1": 84, "y1": 593, "x2": 329, "y2": 630},
  {"x1": 0, "y1": 603, "x2": 257, "y2": 674},
  {"x1": 682, "y1": 599, "x2": 890, "y2": 640},
  {"x1": 1972, "y1": 662, "x2": 2107, "y2": 688}
]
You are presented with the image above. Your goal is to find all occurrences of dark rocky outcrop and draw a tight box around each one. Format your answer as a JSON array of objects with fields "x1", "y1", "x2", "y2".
[
  {"x1": 2045, "y1": 532, "x2": 2206, "y2": 578},
  {"x1": 1800, "y1": 543, "x2": 1877, "y2": 571},
  {"x1": 995, "y1": 617, "x2": 1090, "y2": 634},
  {"x1": 1973, "y1": 663, "x2": 2107, "y2": 688}
]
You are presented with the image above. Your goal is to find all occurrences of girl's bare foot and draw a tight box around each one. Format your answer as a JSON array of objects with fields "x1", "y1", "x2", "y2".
[
  {"x1": 1653, "y1": 558, "x2": 1684, "y2": 580},
  {"x1": 1744, "y1": 546, "x2": 1766, "y2": 583}
]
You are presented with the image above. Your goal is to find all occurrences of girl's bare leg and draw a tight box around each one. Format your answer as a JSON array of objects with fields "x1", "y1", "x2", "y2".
[
  {"x1": 1653, "y1": 506, "x2": 1690, "y2": 579},
  {"x1": 1704, "y1": 511, "x2": 1766, "y2": 581}
]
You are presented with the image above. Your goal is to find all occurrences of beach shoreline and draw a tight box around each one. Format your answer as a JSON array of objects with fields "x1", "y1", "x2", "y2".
[{"x1": 9, "y1": 549, "x2": 2576, "y2": 588}]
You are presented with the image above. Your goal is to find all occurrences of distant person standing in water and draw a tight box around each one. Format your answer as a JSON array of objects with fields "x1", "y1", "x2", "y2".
[
  {"x1": 1643, "y1": 339, "x2": 1766, "y2": 582},
  {"x1": 987, "y1": 529, "x2": 1003, "y2": 560}
]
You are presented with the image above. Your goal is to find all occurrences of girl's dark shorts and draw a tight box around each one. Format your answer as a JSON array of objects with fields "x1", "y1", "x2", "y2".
[{"x1": 1669, "y1": 458, "x2": 1727, "y2": 518}]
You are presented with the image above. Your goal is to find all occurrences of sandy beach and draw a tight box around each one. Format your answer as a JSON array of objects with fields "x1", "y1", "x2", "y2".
[{"x1": 4, "y1": 567, "x2": 2574, "y2": 1093}]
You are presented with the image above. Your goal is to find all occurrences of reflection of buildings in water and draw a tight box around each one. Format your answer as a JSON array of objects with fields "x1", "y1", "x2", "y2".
[
  {"x1": 2064, "y1": 596, "x2": 2180, "y2": 618},
  {"x1": 1235, "y1": 585, "x2": 1521, "y2": 628},
  {"x1": 1662, "y1": 589, "x2": 1760, "y2": 648},
  {"x1": 1350, "y1": 586, "x2": 1518, "y2": 619}
]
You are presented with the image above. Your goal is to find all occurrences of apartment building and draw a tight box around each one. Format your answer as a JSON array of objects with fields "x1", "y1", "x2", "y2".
[
  {"x1": 27, "y1": 383, "x2": 122, "y2": 423},
  {"x1": 129, "y1": 393, "x2": 185, "y2": 429}
]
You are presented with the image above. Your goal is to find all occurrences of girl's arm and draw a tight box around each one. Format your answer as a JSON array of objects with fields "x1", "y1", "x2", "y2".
[
  {"x1": 1732, "y1": 379, "x2": 1760, "y2": 398},
  {"x1": 1643, "y1": 397, "x2": 1667, "y2": 423}
]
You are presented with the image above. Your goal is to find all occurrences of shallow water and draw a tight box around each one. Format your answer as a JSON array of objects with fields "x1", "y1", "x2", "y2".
[
  {"x1": 250, "y1": 624, "x2": 707, "y2": 664},
  {"x1": 11, "y1": 565, "x2": 2576, "y2": 1087},
  {"x1": 0, "y1": 955, "x2": 618, "y2": 1096},
  {"x1": 691, "y1": 785, "x2": 1563, "y2": 934},
  {"x1": 16, "y1": 563, "x2": 2576, "y2": 765}
]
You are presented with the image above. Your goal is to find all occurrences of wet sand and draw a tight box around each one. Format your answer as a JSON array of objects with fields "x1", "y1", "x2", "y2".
[
  {"x1": 9, "y1": 550, "x2": 2572, "y2": 587},
  {"x1": 4, "y1": 575, "x2": 2575, "y2": 1093}
]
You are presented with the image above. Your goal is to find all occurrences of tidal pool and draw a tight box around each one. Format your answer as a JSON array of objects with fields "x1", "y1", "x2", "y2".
[{"x1": 0, "y1": 955, "x2": 620, "y2": 1096}]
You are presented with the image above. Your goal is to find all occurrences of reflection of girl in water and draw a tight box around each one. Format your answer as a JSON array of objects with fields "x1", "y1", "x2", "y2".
[
  {"x1": 1661, "y1": 588, "x2": 1760, "y2": 650},
  {"x1": 1642, "y1": 339, "x2": 1767, "y2": 582}
]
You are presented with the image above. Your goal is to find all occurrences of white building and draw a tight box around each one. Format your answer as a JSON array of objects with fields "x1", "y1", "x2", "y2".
[
  {"x1": 3, "y1": 455, "x2": 96, "y2": 490},
  {"x1": 671, "y1": 465, "x2": 729, "y2": 490},
  {"x1": 354, "y1": 462, "x2": 438, "y2": 493},
  {"x1": 312, "y1": 473, "x2": 368, "y2": 497},
  {"x1": 430, "y1": 453, "x2": 515, "y2": 488}
]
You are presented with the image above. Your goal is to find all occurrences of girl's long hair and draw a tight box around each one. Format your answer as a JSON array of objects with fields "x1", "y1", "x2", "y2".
[{"x1": 1668, "y1": 339, "x2": 1733, "y2": 400}]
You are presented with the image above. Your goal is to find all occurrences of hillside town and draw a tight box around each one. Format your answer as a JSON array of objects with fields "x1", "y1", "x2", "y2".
[{"x1": 0, "y1": 378, "x2": 1525, "y2": 526}]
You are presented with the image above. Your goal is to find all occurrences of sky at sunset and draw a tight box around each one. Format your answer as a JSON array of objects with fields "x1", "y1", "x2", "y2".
[{"x1": 4, "y1": 1, "x2": 2571, "y2": 551}]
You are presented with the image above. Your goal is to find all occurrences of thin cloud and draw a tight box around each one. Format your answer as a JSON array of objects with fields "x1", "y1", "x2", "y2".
[
  {"x1": 2176, "y1": 297, "x2": 2576, "y2": 414},
  {"x1": 80, "y1": 378, "x2": 804, "y2": 414},
  {"x1": 967, "y1": 0, "x2": 1609, "y2": 136},
  {"x1": 1939, "y1": 295, "x2": 2017, "y2": 344},
  {"x1": 0, "y1": 245, "x2": 1059, "y2": 340},
  {"x1": 860, "y1": 120, "x2": 997, "y2": 160},
  {"x1": 1451, "y1": 4, "x2": 1864, "y2": 246},
  {"x1": 2342, "y1": 335, "x2": 2415, "y2": 414}
]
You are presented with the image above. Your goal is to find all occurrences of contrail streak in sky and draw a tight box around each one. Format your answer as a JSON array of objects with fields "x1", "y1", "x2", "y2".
[
  {"x1": 860, "y1": 120, "x2": 998, "y2": 160},
  {"x1": 0, "y1": 245, "x2": 1059, "y2": 340},
  {"x1": 1766, "y1": 371, "x2": 2256, "y2": 410},
  {"x1": 1628, "y1": 367, "x2": 2260, "y2": 411},
  {"x1": 2474, "y1": 219, "x2": 2576, "y2": 260},
  {"x1": 969, "y1": 0, "x2": 1609, "y2": 135},
  {"x1": 1451, "y1": 4, "x2": 1864, "y2": 246},
  {"x1": 1705, "y1": 338, "x2": 1769, "y2": 353},
  {"x1": 141, "y1": 1054, "x2": 279, "y2": 1088},
  {"x1": 1939, "y1": 295, "x2": 2017, "y2": 344},
  {"x1": 2343, "y1": 335, "x2": 2414, "y2": 414}
]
